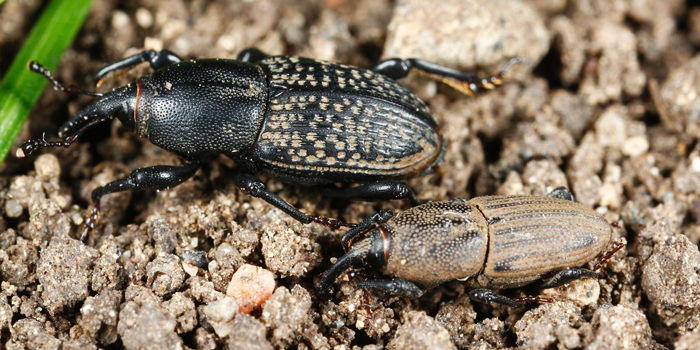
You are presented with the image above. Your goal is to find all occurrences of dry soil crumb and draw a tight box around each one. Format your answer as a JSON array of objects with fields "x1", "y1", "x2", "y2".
[
  {"x1": 642, "y1": 234, "x2": 700, "y2": 338},
  {"x1": 117, "y1": 300, "x2": 183, "y2": 350},
  {"x1": 262, "y1": 285, "x2": 329, "y2": 349},
  {"x1": 79, "y1": 290, "x2": 122, "y2": 345},
  {"x1": 585, "y1": 304, "x2": 665, "y2": 350},
  {"x1": 37, "y1": 235, "x2": 98, "y2": 316},
  {"x1": 227, "y1": 314, "x2": 273, "y2": 350},
  {"x1": 383, "y1": 0, "x2": 549, "y2": 70},
  {"x1": 387, "y1": 311, "x2": 456, "y2": 350}
]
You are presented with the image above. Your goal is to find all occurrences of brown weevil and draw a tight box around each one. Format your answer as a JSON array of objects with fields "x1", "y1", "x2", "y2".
[
  {"x1": 17, "y1": 48, "x2": 520, "y2": 239},
  {"x1": 319, "y1": 187, "x2": 625, "y2": 306}
]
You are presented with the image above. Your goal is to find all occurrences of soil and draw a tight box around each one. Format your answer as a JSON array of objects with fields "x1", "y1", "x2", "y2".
[{"x1": 1, "y1": 0, "x2": 700, "y2": 349}]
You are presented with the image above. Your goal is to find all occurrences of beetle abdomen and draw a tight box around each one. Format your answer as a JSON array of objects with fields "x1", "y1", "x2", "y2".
[
  {"x1": 251, "y1": 56, "x2": 442, "y2": 183},
  {"x1": 469, "y1": 195, "x2": 612, "y2": 288}
]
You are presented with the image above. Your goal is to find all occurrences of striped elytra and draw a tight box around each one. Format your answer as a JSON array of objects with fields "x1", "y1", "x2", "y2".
[
  {"x1": 467, "y1": 195, "x2": 612, "y2": 288},
  {"x1": 252, "y1": 56, "x2": 443, "y2": 184}
]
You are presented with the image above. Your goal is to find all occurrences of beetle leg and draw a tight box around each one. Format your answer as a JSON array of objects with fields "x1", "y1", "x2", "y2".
[
  {"x1": 233, "y1": 173, "x2": 352, "y2": 229},
  {"x1": 341, "y1": 210, "x2": 394, "y2": 250},
  {"x1": 372, "y1": 57, "x2": 522, "y2": 97},
  {"x1": 538, "y1": 267, "x2": 599, "y2": 289},
  {"x1": 323, "y1": 181, "x2": 419, "y2": 206},
  {"x1": 548, "y1": 187, "x2": 576, "y2": 202},
  {"x1": 468, "y1": 289, "x2": 518, "y2": 307},
  {"x1": 355, "y1": 278, "x2": 425, "y2": 298},
  {"x1": 81, "y1": 162, "x2": 201, "y2": 240},
  {"x1": 593, "y1": 241, "x2": 626, "y2": 271},
  {"x1": 237, "y1": 48, "x2": 270, "y2": 63},
  {"x1": 468, "y1": 289, "x2": 553, "y2": 307},
  {"x1": 94, "y1": 50, "x2": 183, "y2": 85}
]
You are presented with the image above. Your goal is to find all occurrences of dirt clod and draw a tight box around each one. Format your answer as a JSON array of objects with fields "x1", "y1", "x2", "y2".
[
  {"x1": 146, "y1": 252, "x2": 186, "y2": 297},
  {"x1": 202, "y1": 296, "x2": 239, "y2": 338},
  {"x1": 388, "y1": 311, "x2": 456, "y2": 350},
  {"x1": 79, "y1": 290, "x2": 122, "y2": 345},
  {"x1": 383, "y1": 0, "x2": 549, "y2": 70},
  {"x1": 642, "y1": 234, "x2": 700, "y2": 337},
  {"x1": 37, "y1": 235, "x2": 97, "y2": 316},
  {"x1": 117, "y1": 300, "x2": 183, "y2": 350}
]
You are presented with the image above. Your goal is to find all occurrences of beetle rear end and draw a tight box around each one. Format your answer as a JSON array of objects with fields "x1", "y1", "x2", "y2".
[
  {"x1": 468, "y1": 195, "x2": 612, "y2": 289},
  {"x1": 252, "y1": 56, "x2": 444, "y2": 184}
]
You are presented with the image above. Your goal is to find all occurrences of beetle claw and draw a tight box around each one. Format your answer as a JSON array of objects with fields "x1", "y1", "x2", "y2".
[{"x1": 80, "y1": 206, "x2": 101, "y2": 241}]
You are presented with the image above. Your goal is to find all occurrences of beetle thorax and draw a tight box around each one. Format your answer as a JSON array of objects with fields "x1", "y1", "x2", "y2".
[
  {"x1": 133, "y1": 60, "x2": 268, "y2": 158},
  {"x1": 382, "y1": 201, "x2": 489, "y2": 288}
]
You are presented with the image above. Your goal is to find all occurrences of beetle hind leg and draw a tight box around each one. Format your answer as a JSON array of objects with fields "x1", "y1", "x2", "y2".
[
  {"x1": 468, "y1": 289, "x2": 553, "y2": 307},
  {"x1": 94, "y1": 49, "x2": 183, "y2": 84},
  {"x1": 372, "y1": 57, "x2": 522, "y2": 97},
  {"x1": 538, "y1": 267, "x2": 599, "y2": 289}
]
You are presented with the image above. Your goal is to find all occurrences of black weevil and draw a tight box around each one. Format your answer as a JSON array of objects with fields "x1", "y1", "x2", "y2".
[{"x1": 18, "y1": 48, "x2": 519, "y2": 239}]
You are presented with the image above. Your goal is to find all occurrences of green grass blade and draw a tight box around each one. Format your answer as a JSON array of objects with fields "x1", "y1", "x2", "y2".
[{"x1": 0, "y1": 0, "x2": 94, "y2": 164}]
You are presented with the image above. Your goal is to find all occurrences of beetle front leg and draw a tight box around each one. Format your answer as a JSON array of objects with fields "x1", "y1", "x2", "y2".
[
  {"x1": 341, "y1": 210, "x2": 394, "y2": 250},
  {"x1": 233, "y1": 173, "x2": 353, "y2": 229},
  {"x1": 323, "y1": 181, "x2": 419, "y2": 206},
  {"x1": 237, "y1": 48, "x2": 269, "y2": 63},
  {"x1": 356, "y1": 278, "x2": 425, "y2": 298},
  {"x1": 372, "y1": 57, "x2": 522, "y2": 97},
  {"x1": 468, "y1": 289, "x2": 553, "y2": 307},
  {"x1": 82, "y1": 162, "x2": 201, "y2": 240},
  {"x1": 94, "y1": 49, "x2": 183, "y2": 83}
]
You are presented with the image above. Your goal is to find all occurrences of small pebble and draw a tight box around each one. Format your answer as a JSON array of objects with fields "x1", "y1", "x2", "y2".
[
  {"x1": 135, "y1": 8, "x2": 153, "y2": 28},
  {"x1": 5, "y1": 200, "x2": 23, "y2": 218},
  {"x1": 226, "y1": 264, "x2": 276, "y2": 314},
  {"x1": 621, "y1": 136, "x2": 650, "y2": 157},
  {"x1": 34, "y1": 154, "x2": 60, "y2": 180},
  {"x1": 203, "y1": 296, "x2": 238, "y2": 338}
]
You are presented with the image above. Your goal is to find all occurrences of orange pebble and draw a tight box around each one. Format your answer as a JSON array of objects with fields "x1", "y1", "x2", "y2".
[{"x1": 226, "y1": 264, "x2": 276, "y2": 314}]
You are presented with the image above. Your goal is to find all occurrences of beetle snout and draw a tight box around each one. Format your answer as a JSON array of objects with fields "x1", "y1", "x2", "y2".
[{"x1": 58, "y1": 83, "x2": 138, "y2": 138}]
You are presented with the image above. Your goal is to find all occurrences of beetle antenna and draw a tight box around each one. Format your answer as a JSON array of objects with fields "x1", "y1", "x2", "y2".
[
  {"x1": 28, "y1": 61, "x2": 104, "y2": 97},
  {"x1": 16, "y1": 116, "x2": 110, "y2": 158}
]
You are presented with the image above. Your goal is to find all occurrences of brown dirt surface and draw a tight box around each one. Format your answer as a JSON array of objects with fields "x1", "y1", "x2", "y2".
[{"x1": 1, "y1": 0, "x2": 700, "y2": 349}]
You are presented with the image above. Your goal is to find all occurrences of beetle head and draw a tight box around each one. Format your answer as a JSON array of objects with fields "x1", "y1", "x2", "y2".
[
  {"x1": 17, "y1": 62, "x2": 139, "y2": 158},
  {"x1": 57, "y1": 83, "x2": 138, "y2": 138}
]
